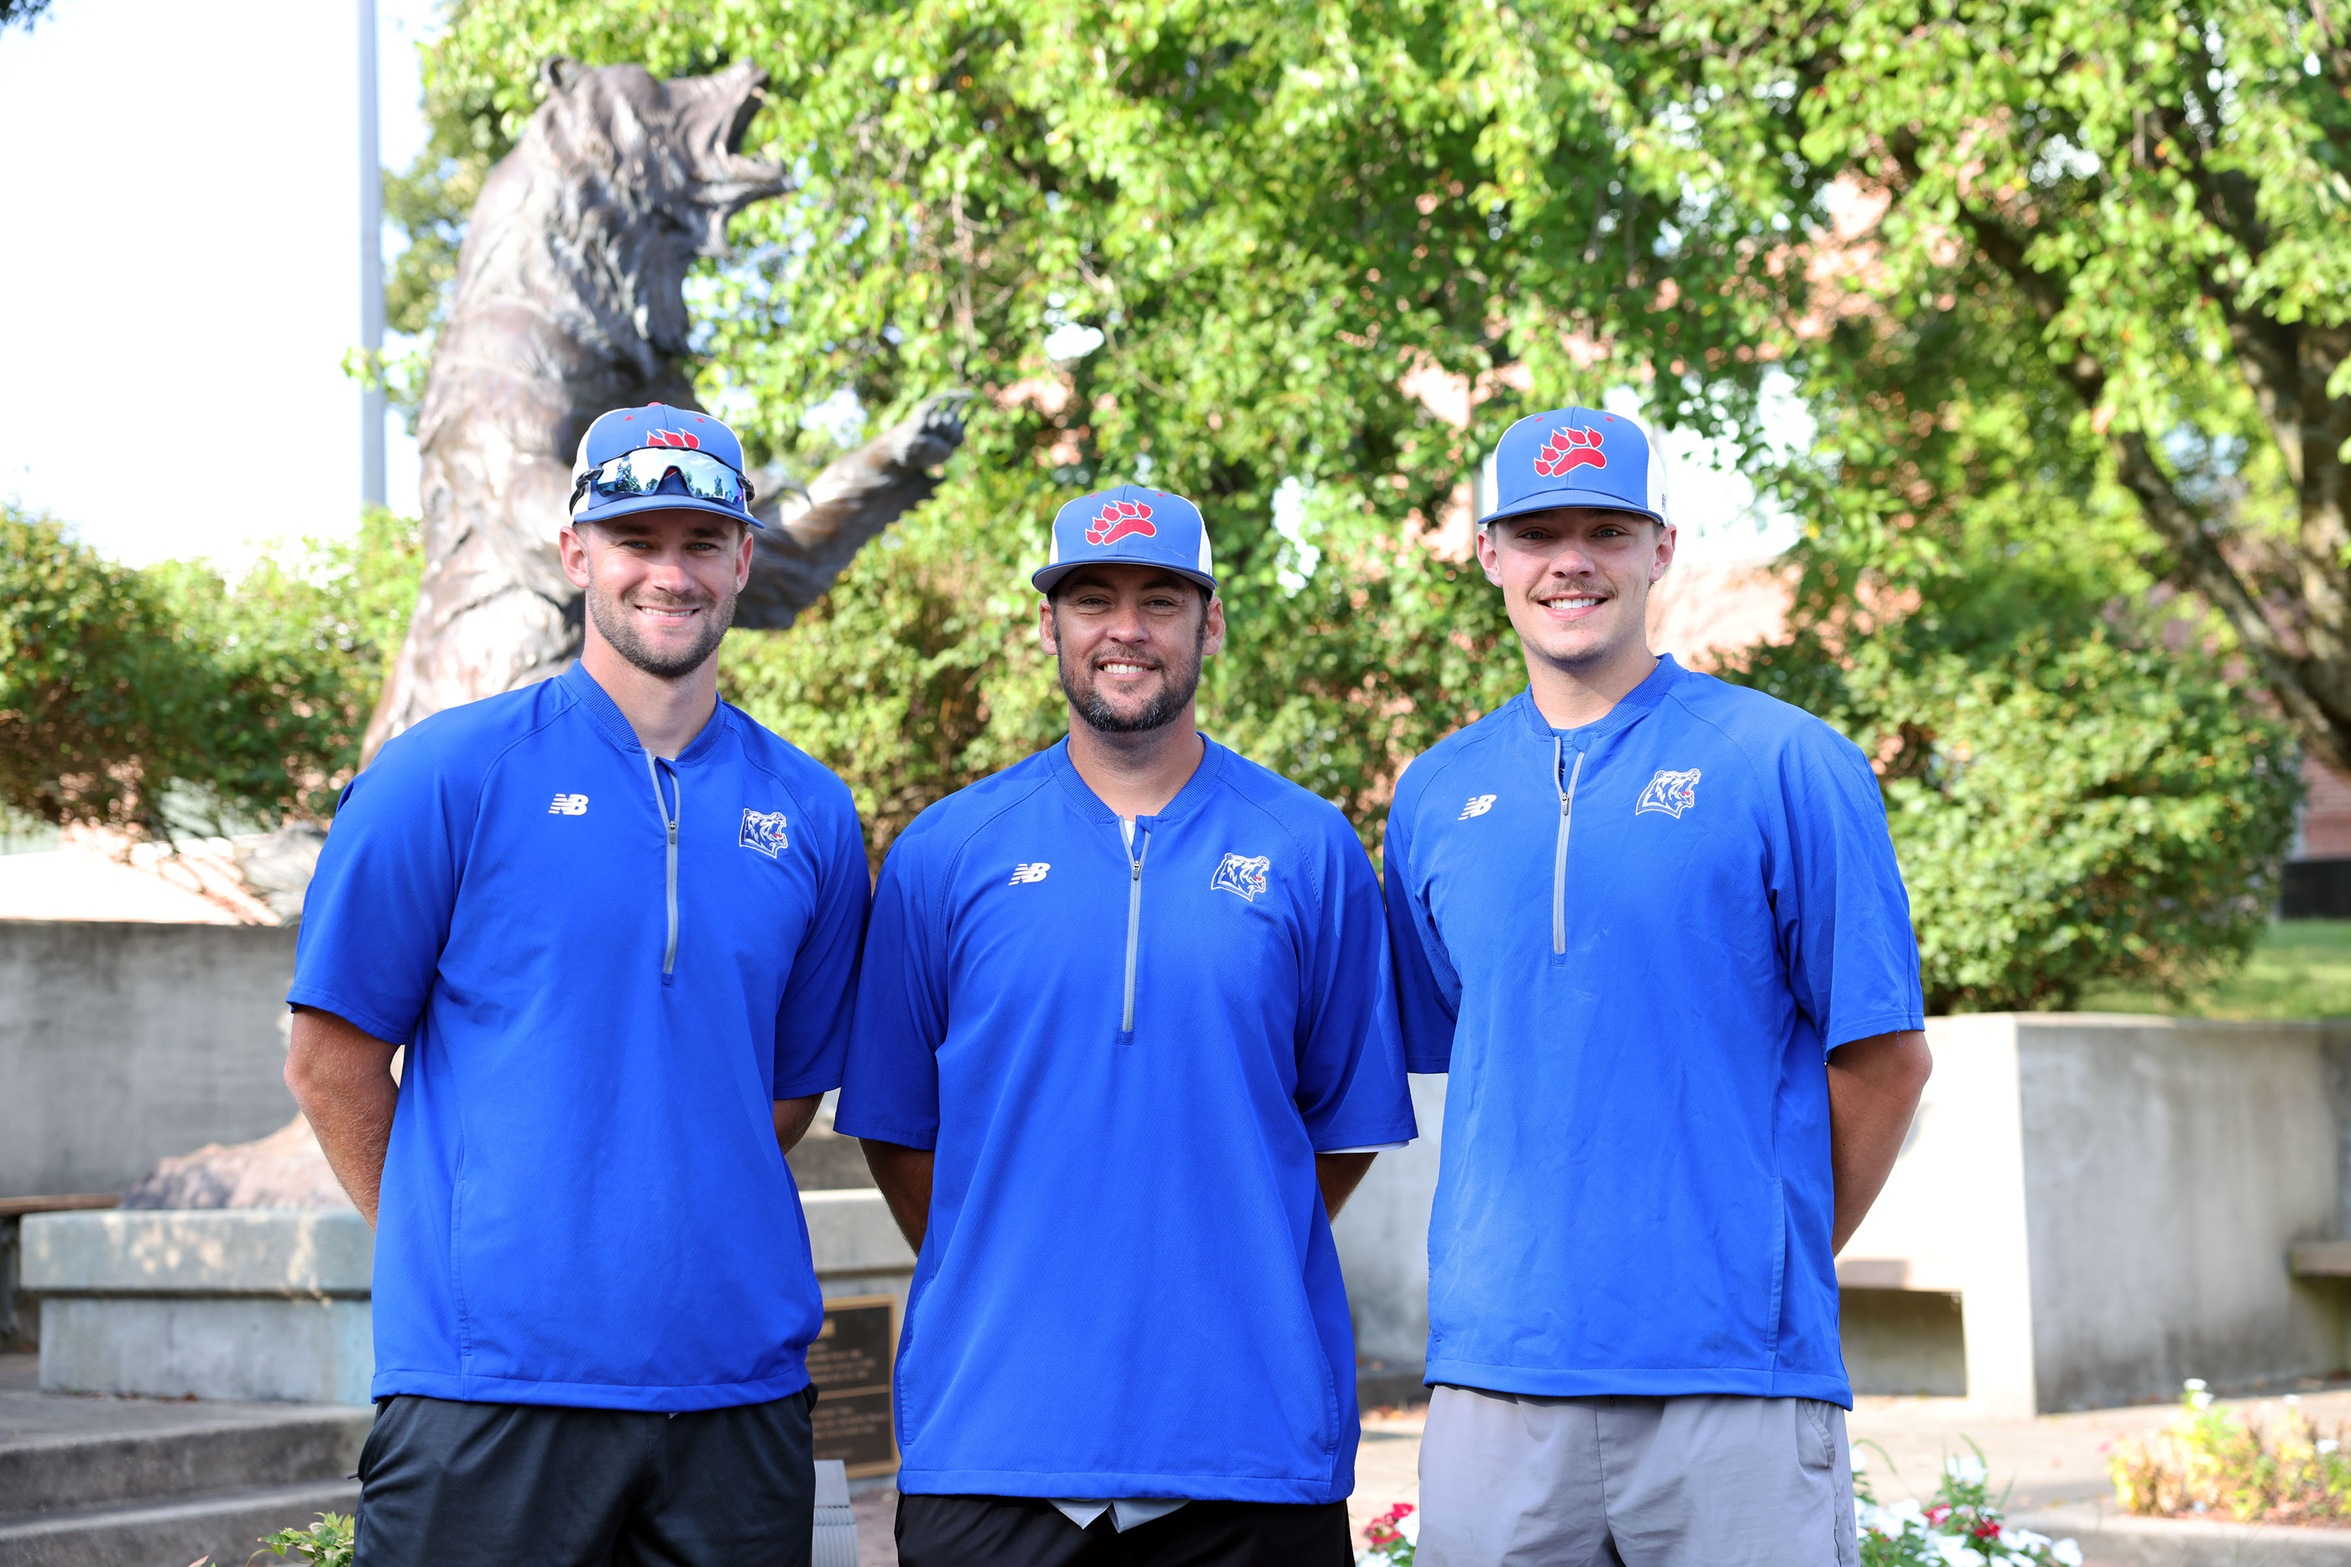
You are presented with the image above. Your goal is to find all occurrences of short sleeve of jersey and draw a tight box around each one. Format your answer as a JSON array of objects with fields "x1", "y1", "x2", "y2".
[
  {"x1": 1774, "y1": 727, "x2": 1926, "y2": 1054},
  {"x1": 835, "y1": 822, "x2": 948, "y2": 1150},
  {"x1": 771, "y1": 786, "x2": 872, "y2": 1100},
  {"x1": 1292, "y1": 814, "x2": 1417, "y2": 1151},
  {"x1": 1382, "y1": 764, "x2": 1463, "y2": 1073},
  {"x1": 286, "y1": 732, "x2": 465, "y2": 1046}
]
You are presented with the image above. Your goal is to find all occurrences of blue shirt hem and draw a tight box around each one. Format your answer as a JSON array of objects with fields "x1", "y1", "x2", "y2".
[
  {"x1": 285, "y1": 983, "x2": 413, "y2": 1051},
  {"x1": 830, "y1": 1112, "x2": 940, "y2": 1149},
  {"x1": 1309, "y1": 1119, "x2": 1418, "y2": 1154},
  {"x1": 894, "y1": 1467, "x2": 1349, "y2": 1505},
  {"x1": 1826, "y1": 1007, "x2": 1928, "y2": 1054},
  {"x1": 1426, "y1": 1358, "x2": 1853, "y2": 1410},
  {"x1": 370, "y1": 1365, "x2": 812, "y2": 1412}
]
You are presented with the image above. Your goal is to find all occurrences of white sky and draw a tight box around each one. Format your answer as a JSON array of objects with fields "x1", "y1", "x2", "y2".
[{"x1": 0, "y1": 0, "x2": 439, "y2": 571}]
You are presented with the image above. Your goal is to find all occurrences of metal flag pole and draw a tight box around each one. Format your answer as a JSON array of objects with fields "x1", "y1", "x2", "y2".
[{"x1": 358, "y1": 0, "x2": 386, "y2": 511}]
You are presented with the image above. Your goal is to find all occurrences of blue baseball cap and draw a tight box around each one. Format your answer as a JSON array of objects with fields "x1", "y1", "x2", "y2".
[
  {"x1": 570, "y1": 403, "x2": 763, "y2": 529},
  {"x1": 1479, "y1": 406, "x2": 1671, "y2": 529},
  {"x1": 1031, "y1": 484, "x2": 1218, "y2": 595}
]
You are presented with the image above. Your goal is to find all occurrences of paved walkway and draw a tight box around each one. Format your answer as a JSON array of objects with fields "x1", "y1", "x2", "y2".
[{"x1": 27, "y1": 1349, "x2": 2331, "y2": 1564}]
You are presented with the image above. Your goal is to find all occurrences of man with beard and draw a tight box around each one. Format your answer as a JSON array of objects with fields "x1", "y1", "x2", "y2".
[
  {"x1": 284, "y1": 404, "x2": 868, "y2": 1567},
  {"x1": 837, "y1": 485, "x2": 1415, "y2": 1567}
]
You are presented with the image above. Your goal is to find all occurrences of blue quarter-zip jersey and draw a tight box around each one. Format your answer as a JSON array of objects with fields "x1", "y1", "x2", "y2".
[
  {"x1": 1384, "y1": 656, "x2": 1924, "y2": 1406},
  {"x1": 835, "y1": 737, "x2": 1416, "y2": 1503},
  {"x1": 288, "y1": 662, "x2": 870, "y2": 1411}
]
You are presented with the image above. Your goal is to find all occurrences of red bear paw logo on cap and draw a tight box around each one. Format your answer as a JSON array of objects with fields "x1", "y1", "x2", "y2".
[
  {"x1": 1533, "y1": 425, "x2": 1606, "y2": 477},
  {"x1": 1085, "y1": 499, "x2": 1157, "y2": 546},
  {"x1": 644, "y1": 428, "x2": 702, "y2": 450}
]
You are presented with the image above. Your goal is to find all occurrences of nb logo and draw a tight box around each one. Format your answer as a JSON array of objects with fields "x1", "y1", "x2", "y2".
[
  {"x1": 1458, "y1": 794, "x2": 1497, "y2": 820},
  {"x1": 739, "y1": 808, "x2": 790, "y2": 858},
  {"x1": 548, "y1": 793, "x2": 589, "y2": 816},
  {"x1": 1635, "y1": 768, "x2": 1702, "y2": 819},
  {"x1": 1210, "y1": 853, "x2": 1271, "y2": 903},
  {"x1": 1009, "y1": 862, "x2": 1051, "y2": 885}
]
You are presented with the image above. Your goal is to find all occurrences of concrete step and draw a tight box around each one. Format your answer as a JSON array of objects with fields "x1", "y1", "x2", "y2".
[
  {"x1": 0, "y1": 1478, "x2": 359, "y2": 1567},
  {"x1": 0, "y1": 1406, "x2": 369, "y2": 1517}
]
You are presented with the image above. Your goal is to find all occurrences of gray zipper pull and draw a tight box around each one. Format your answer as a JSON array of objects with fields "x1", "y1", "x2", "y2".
[
  {"x1": 1553, "y1": 743, "x2": 1583, "y2": 957},
  {"x1": 1120, "y1": 828, "x2": 1149, "y2": 1036}
]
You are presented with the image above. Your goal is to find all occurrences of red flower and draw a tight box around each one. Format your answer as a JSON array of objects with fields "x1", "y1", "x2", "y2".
[{"x1": 1972, "y1": 1520, "x2": 2002, "y2": 1541}]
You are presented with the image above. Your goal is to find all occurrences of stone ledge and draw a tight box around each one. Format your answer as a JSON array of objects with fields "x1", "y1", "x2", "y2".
[
  {"x1": 802, "y1": 1190, "x2": 914, "y2": 1277},
  {"x1": 19, "y1": 1211, "x2": 371, "y2": 1299},
  {"x1": 2020, "y1": 1501, "x2": 2351, "y2": 1565}
]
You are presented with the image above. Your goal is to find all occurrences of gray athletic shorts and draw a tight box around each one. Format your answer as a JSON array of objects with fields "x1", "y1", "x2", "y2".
[{"x1": 1416, "y1": 1387, "x2": 1857, "y2": 1567}]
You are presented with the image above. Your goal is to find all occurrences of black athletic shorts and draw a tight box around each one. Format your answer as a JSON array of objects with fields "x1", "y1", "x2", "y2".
[
  {"x1": 895, "y1": 1493, "x2": 1354, "y2": 1567},
  {"x1": 354, "y1": 1387, "x2": 818, "y2": 1567}
]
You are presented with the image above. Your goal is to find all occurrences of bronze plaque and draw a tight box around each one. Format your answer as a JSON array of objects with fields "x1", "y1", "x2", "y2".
[{"x1": 809, "y1": 1293, "x2": 897, "y2": 1476}]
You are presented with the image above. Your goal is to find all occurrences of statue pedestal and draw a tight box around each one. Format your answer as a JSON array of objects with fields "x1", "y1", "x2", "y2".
[
  {"x1": 21, "y1": 1194, "x2": 914, "y2": 1411},
  {"x1": 20, "y1": 1209, "x2": 372, "y2": 1405}
]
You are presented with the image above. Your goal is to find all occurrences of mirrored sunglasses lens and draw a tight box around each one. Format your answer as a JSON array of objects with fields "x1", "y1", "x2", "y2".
[{"x1": 595, "y1": 450, "x2": 745, "y2": 504}]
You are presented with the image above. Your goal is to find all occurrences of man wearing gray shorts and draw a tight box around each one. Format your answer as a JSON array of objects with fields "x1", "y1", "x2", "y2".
[{"x1": 1382, "y1": 407, "x2": 1934, "y2": 1564}]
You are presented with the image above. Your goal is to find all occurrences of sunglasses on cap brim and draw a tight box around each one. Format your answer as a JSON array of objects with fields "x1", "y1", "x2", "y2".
[{"x1": 570, "y1": 448, "x2": 756, "y2": 515}]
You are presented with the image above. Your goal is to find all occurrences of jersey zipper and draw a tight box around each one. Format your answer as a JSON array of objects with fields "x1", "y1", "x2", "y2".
[
  {"x1": 1120, "y1": 825, "x2": 1150, "y2": 1038},
  {"x1": 642, "y1": 751, "x2": 681, "y2": 980},
  {"x1": 1552, "y1": 737, "x2": 1584, "y2": 957}
]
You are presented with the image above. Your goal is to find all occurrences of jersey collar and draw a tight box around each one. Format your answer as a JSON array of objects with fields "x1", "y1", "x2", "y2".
[
  {"x1": 1047, "y1": 731, "x2": 1230, "y2": 826},
  {"x1": 1512, "y1": 653, "x2": 1686, "y2": 747},
  {"x1": 558, "y1": 660, "x2": 733, "y2": 765}
]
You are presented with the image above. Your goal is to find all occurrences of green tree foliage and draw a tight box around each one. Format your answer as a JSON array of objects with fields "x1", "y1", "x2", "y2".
[
  {"x1": 389, "y1": 1, "x2": 2302, "y2": 1005},
  {"x1": 1641, "y1": 0, "x2": 2351, "y2": 773},
  {"x1": 1, "y1": 508, "x2": 186, "y2": 831},
  {"x1": 0, "y1": 507, "x2": 423, "y2": 836},
  {"x1": 405, "y1": 0, "x2": 1793, "y2": 852},
  {"x1": 1733, "y1": 530, "x2": 2299, "y2": 1012}
]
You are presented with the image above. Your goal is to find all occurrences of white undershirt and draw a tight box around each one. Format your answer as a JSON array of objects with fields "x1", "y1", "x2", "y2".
[{"x1": 1046, "y1": 820, "x2": 1401, "y2": 1532}]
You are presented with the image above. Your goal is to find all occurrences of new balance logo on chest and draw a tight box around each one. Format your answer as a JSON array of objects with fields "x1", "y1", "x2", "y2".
[
  {"x1": 1458, "y1": 794, "x2": 1497, "y2": 820},
  {"x1": 1009, "y1": 862, "x2": 1051, "y2": 885},
  {"x1": 548, "y1": 793, "x2": 589, "y2": 816}
]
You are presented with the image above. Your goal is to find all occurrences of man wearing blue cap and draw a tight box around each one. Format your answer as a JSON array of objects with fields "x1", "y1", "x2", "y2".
[
  {"x1": 283, "y1": 404, "x2": 868, "y2": 1567},
  {"x1": 1383, "y1": 408, "x2": 1933, "y2": 1566},
  {"x1": 836, "y1": 485, "x2": 1416, "y2": 1567}
]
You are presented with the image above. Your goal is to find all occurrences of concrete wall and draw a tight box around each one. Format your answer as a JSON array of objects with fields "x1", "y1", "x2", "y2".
[
  {"x1": 1333, "y1": 1074, "x2": 1446, "y2": 1377},
  {"x1": 0, "y1": 921, "x2": 300, "y2": 1197},
  {"x1": 1343, "y1": 1017, "x2": 2351, "y2": 1416},
  {"x1": 1843, "y1": 1014, "x2": 2351, "y2": 1414}
]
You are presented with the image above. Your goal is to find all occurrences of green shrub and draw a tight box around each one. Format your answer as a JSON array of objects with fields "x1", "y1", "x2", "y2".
[{"x1": 0, "y1": 506, "x2": 422, "y2": 835}]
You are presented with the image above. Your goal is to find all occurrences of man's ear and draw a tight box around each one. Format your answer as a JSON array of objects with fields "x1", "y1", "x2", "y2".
[
  {"x1": 1474, "y1": 524, "x2": 1504, "y2": 587},
  {"x1": 1202, "y1": 594, "x2": 1228, "y2": 658},
  {"x1": 558, "y1": 524, "x2": 594, "y2": 591},
  {"x1": 734, "y1": 523, "x2": 756, "y2": 591},
  {"x1": 1037, "y1": 595, "x2": 1061, "y2": 655},
  {"x1": 1651, "y1": 520, "x2": 1677, "y2": 584}
]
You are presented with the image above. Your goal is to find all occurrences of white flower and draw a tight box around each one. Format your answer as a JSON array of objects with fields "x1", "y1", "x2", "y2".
[
  {"x1": 2286, "y1": 1395, "x2": 2302, "y2": 1407},
  {"x1": 2051, "y1": 1540, "x2": 2084, "y2": 1567},
  {"x1": 1398, "y1": 1511, "x2": 1419, "y2": 1545},
  {"x1": 1946, "y1": 1455, "x2": 1989, "y2": 1485},
  {"x1": 1932, "y1": 1537, "x2": 1985, "y2": 1567},
  {"x1": 2184, "y1": 1379, "x2": 2208, "y2": 1392},
  {"x1": 2321, "y1": 1439, "x2": 2340, "y2": 1456},
  {"x1": 2190, "y1": 1391, "x2": 2215, "y2": 1411},
  {"x1": 1887, "y1": 1499, "x2": 1927, "y2": 1524},
  {"x1": 2005, "y1": 1528, "x2": 2050, "y2": 1549}
]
